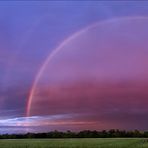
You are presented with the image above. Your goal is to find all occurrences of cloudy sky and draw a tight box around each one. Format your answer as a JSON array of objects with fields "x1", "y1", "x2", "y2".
[{"x1": 1, "y1": 1, "x2": 148, "y2": 133}]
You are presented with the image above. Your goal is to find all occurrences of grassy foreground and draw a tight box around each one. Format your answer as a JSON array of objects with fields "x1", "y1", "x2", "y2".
[{"x1": 0, "y1": 138, "x2": 148, "y2": 148}]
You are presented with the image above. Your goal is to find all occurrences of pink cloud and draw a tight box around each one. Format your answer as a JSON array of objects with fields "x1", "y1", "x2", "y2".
[{"x1": 29, "y1": 80, "x2": 148, "y2": 130}]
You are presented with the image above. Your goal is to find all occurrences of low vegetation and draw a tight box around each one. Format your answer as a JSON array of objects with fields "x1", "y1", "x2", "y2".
[{"x1": 0, "y1": 138, "x2": 148, "y2": 148}]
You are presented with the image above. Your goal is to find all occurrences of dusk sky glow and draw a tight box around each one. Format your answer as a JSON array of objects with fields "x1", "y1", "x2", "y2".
[{"x1": 1, "y1": 1, "x2": 148, "y2": 133}]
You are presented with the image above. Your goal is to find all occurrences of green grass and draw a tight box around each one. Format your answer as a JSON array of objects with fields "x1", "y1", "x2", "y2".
[{"x1": 0, "y1": 138, "x2": 148, "y2": 148}]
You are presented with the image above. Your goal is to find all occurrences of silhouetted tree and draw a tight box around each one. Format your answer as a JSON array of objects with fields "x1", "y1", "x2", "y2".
[{"x1": 0, "y1": 129, "x2": 147, "y2": 139}]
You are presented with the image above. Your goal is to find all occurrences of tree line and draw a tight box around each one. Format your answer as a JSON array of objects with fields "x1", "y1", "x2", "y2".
[{"x1": 0, "y1": 129, "x2": 148, "y2": 139}]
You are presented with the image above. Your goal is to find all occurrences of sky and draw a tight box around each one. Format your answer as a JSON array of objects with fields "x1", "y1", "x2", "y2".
[{"x1": 1, "y1": 1, "x2": 148, "y2": 133}]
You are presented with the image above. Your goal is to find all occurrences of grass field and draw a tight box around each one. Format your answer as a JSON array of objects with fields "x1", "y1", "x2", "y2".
[{"x1": 0, "y1": 138, "x2": 148, "y2": 148}]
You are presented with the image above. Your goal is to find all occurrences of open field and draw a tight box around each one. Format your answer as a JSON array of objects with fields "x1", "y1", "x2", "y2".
[{"x1": 0, "y1": 138, "x2": 148, "y2": 148}]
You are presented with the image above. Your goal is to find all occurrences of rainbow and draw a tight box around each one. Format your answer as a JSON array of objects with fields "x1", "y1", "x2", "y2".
[{"x1": 26, "y1": 16, "x2": 148, "y2": 117}]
